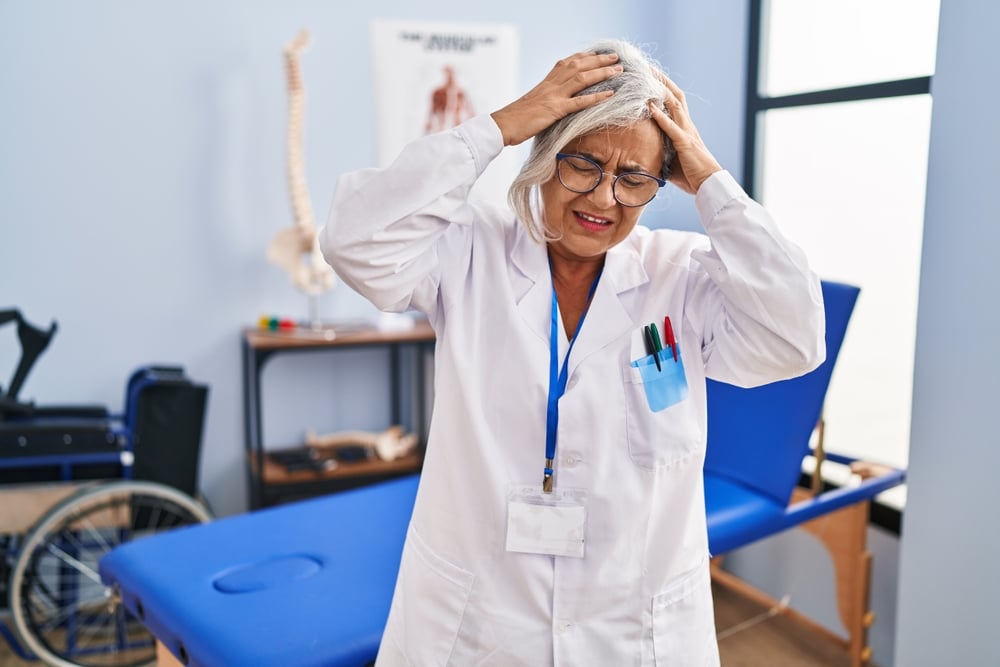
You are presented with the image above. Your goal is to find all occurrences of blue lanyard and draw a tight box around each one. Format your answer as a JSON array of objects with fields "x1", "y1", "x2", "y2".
[{"x1": 544, "y1": 266, "x2": 602, "y2": 492}]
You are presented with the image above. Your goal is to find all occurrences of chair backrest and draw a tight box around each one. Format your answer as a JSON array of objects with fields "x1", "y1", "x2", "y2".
[
  {"x1": 125, "y1": 366, "x2": 208, "y2": 498},
  {"x1": 703, "y1": 280, "x2": 860, "y2": 506}
]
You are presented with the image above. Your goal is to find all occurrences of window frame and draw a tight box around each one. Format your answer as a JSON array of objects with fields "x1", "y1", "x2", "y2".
[
  {"x1": 742, "y1": 0, "x2": 933, "y2": 194},
  {"x1": 742, "y1": 0, "x2": 934, "y2": 531}
]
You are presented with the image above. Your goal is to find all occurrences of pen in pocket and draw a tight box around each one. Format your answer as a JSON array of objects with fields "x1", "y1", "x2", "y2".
[
  {"x1": 663, "y1": 316, "x2": 678, "y2": 362},
  {"x1": 643, "y1": 325, "x2": 662, "y2": 372}
]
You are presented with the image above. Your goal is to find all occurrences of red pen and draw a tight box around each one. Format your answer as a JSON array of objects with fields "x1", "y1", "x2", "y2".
[{"x1": 663, "y1": 316, "x2": 678, "y2": 362}]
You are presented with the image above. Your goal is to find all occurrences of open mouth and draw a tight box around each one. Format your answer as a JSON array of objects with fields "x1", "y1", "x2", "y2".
[{"x1": 574, "y1": 210, "x2": 613, "y2": 229}]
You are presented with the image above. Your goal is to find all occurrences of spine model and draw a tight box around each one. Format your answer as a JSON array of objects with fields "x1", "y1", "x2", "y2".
[{"x1": 267, "y1": 29, "x2": 335, "y2": 297}]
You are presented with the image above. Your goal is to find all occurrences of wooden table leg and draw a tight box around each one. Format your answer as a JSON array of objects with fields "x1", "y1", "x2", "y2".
[{"x1": 157, "y1": 641, "x2": 184, "y2": 666}]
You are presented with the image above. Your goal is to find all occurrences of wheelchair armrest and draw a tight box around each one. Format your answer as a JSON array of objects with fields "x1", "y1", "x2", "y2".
[
  {"x1": 27, "y1": 405, "x2": 110, "y2": 419},
  {"x1": 0, "y1": 395, "x2": 36, "y2": 418}
]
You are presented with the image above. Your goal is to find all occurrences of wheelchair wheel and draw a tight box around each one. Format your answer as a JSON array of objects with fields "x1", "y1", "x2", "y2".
[{"x1": 9, "y1": 481, "x2": 211, "y2": 667}]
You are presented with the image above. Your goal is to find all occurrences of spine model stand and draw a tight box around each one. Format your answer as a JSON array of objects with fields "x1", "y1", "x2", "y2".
[{"x1": 267, "y1": 29, "x2": 336, "y2": 307}]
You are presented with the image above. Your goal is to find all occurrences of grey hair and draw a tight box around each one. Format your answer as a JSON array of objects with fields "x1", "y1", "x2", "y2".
[{"x1": 508, "y1": 39, "x2": 676, "y2": 242}]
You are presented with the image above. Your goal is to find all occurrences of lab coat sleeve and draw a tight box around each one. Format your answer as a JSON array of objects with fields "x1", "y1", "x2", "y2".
[
  {"x1": 688, "y1": 170, "x2": 826, "y2": 387},
  {"x1": 320, "y1": 114, "x2": 504, "y2": 314}
]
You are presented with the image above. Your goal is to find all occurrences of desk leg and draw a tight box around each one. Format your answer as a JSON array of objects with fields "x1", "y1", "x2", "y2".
[
  {"x1": 157, "y1": 641, "x2": 184, "y2": 667},
  {"x1": 389, "y1": 344, "x2": 401, "y2": 426},
  {"x1": 243, "y1": 340, "x2": 267, "y2": 509}
]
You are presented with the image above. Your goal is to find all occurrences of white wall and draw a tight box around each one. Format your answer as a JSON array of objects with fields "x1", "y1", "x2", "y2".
[
  {"x1": 1, "y1": 0, "x2": 677, "y2": 516},
  {"x1": 895, "y1": 1, "x2": 1000, "y2": 664}
]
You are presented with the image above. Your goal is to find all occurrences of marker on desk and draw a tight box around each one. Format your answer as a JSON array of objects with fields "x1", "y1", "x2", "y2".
[
  {"x1": 644, "y1": 325, "x2": 662, "y2": 372},
  {"x1": 663, "y1": 316, "x2": 678, "y2": 362},
  {"x1": 259, "y1": 315, "x2": 297, "y2": 331}
]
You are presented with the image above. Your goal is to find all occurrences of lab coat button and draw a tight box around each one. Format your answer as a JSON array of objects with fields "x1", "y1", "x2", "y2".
[{"x1": 555, "y1": 620, "x2": 573, "y2": 635}]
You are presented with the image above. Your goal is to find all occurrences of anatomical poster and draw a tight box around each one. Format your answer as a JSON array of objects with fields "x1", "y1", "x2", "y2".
[{"x1": 371, "y1": 19, "x2": 519, "y2": 203}]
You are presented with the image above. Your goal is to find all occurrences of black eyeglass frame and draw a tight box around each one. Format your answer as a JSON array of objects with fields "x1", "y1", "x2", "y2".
[{"x1": 554, "y1": 152, "x2": 667, "y2": 207}]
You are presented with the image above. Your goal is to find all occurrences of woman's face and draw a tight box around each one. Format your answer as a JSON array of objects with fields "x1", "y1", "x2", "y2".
[{"x1": 541, "y1": 119, "x2": 664, "y2": 264}]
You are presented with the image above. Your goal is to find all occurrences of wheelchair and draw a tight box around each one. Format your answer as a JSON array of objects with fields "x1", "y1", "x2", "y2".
[{"x1": 0, "y1": 309, "x2": 213, "y2": 667}]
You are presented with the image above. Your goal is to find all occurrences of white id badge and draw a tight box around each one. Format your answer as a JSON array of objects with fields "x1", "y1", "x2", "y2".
[{"x1": 505, "y1": 485, "x2": 587, "y2": 558}]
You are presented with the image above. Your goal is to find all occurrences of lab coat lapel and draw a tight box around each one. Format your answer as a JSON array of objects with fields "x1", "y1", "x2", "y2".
[
  {"x1": 509, "y1": 223, "x2": 552, "y2": 345},
  {"x1": 568, "y1": 244, "x2": 649, "y2": 376}
]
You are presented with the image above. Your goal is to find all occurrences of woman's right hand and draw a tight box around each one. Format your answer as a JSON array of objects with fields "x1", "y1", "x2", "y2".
[{"x1": 490, "y1": 51, "x2": 622, "y2": 147}]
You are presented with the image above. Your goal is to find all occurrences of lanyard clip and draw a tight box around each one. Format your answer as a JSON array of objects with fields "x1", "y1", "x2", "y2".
[{"x1": 543, "y1": 458, "x2": 555, "y2": 493}]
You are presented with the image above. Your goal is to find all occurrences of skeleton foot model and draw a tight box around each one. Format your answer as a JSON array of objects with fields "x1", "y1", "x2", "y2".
[{"x1": 305, "y1": 425, "x2": 420, "y2": 462}]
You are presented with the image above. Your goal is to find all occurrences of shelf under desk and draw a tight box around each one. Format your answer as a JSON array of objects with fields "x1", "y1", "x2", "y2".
[{"x1": 242, "y1": 319, "x2": 435, "y2": 508}]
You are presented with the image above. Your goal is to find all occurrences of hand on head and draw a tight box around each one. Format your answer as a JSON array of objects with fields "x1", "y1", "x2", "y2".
[
  {"x1": 646, "y1": 71, "x2": 723, "y2": 195},
  {"x1": 497, "y1": 43, "x2": 725, "y2": 206},
  {"x1": 490, "y1": 52, "x2": 623, "y2": 147}
]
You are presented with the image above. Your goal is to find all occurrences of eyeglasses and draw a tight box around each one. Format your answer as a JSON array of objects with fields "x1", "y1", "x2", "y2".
[{"x1": 555, "y1": 153, "x2": 666, "y2": 207}]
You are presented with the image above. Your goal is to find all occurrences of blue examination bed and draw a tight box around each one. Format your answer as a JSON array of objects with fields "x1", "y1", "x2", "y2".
[
  {"x1": 98, "y1": 281, "x2": 903, "y2": 667},
  {"x1": 99, "y1": 474, "x2": 419, "y2": 667}
]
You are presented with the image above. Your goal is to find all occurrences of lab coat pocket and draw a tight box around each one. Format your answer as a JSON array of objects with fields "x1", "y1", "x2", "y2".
[
  {"x1": 623, "y1": 356, "x2": 700, "y2": 469},
  {"x1": 631, "y1": 351, "x2": 689, "y2": 411},
  {"x1": 651, "y1": 559, "x2": 719, "y2": 666},
  {"x1": 383, "y1": 526, "x2": 475, "y2": 665}
]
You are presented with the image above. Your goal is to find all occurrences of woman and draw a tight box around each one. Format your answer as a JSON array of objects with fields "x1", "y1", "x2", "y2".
[{"x1": 322, "y1": 39, "x2": 824, "y2": 666}]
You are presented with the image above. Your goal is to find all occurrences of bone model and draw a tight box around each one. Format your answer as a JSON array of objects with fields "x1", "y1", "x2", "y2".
[
  {"x1": 267, "y1": 29, "x2": 335, "y2": 297},
  {"x1": 305, "y1": 426, "x2": 419, "y2": 462}
]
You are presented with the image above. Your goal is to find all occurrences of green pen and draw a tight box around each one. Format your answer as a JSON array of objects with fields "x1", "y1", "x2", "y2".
[
  {"x1": 649, "y1": 322, "x2": 664, "y2": 371},
  {"x1": 643, "y1": 325, "x2": 661, "y2": 372}
]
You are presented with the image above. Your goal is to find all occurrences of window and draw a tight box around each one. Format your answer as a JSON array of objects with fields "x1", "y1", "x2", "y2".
[{"x1": 746, "y1": 0, "x2": 941, "y2": 506}]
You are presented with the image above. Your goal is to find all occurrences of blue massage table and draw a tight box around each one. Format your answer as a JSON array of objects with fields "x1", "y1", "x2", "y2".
[
  {"x1": 98, "y1": 475, "x2": 419, "y2": 667},
  {"x1": 703, "y1": 280, "x2": 905, "y2": 555},
  {"x1": 99, "y1": 281, "x2": 903, "y2": 667},
  {"x1": 703, "y1": 280, "x2": 905, "y2": 667}
]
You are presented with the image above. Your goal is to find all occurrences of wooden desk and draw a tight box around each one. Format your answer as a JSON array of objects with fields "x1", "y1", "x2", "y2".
[{"x1": 242, "y1": 320, "x2": 435, "y2": 508}]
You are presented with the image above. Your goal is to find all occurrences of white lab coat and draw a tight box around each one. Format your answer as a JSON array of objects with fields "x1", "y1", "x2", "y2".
[{"x1": 321, "y1": 114, "x2": 825, "y2": 666}]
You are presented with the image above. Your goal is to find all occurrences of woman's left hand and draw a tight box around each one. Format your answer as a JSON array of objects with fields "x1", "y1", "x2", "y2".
[{"x1": 648, "y1": 72, "x2": 723, "y2": 195}]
